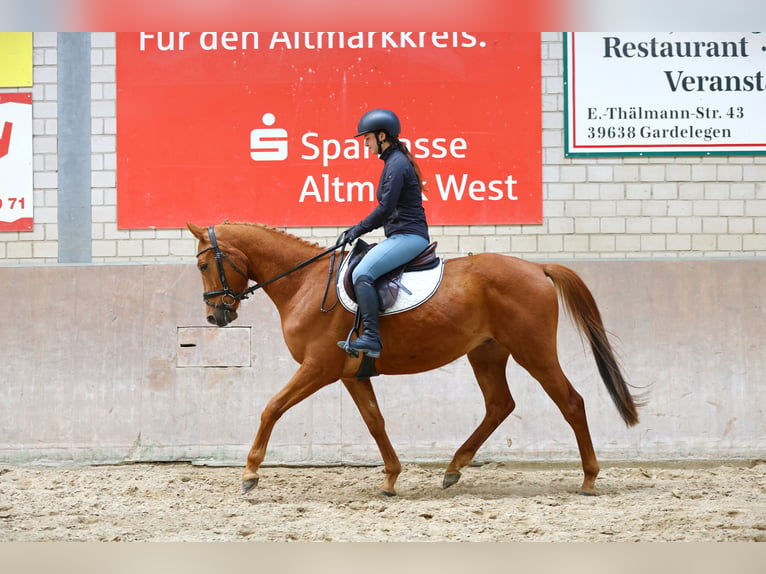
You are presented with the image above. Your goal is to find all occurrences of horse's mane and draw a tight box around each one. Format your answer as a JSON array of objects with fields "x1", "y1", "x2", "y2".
[{"x1": 220, "y1": 220, "x2": 325, "y2": 251}]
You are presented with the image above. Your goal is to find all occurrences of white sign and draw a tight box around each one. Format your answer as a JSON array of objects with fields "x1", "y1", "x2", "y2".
[
  {"x1": 565, "y1": 32, "x2": 766, "y2": 156},
  {"x1": 0, "y1": 93, "x2": 33, "y2": 230}
]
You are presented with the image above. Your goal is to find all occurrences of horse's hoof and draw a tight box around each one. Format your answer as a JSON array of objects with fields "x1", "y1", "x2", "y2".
[
  {"x1": 242, "y1": 477, "x2": 259, "y2": 494},
  {"x1": 578, "y1": 488, "x2": 599, "y2": 496},
  {"x1": 378, "y1": 489, "x2": 396, "y2": 498},
  {"x1": 442, "y1": 472, "x2": 461, "y2": 489}
]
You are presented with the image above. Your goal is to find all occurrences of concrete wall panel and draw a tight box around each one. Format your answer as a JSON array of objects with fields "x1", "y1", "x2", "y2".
[{"x1": 1, "y1": 260, "x2": 763, "y2": 466}]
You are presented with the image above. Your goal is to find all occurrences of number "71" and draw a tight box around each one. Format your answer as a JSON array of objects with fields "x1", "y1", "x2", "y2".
[{"x1": 0, "y1": 197, "x2": 25, "y2": 209}]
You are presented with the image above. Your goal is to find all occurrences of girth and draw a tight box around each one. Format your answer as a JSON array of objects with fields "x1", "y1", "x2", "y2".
[{"x1": 342, "y1": 239, "x2": 439, "y2": 310}]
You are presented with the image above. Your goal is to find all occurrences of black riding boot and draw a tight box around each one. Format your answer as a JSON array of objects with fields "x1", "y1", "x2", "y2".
[{"x1": 346, "y1": 275, "x2": 382, "y2": 358}]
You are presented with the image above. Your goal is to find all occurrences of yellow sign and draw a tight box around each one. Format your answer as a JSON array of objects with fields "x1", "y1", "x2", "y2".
[{"x1": 0, "y1": 33, "x2": 33, "y2": 87}]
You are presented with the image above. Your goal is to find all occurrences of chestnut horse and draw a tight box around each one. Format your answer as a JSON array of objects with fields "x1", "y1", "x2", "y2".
[{"x1": 188, "y1": 222, "x2": 641, "y2": 496}]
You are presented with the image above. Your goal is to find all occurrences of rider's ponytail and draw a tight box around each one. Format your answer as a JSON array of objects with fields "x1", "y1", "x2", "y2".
[{"x1": 390, "y1": 138, "x2": 427, "y2": 193}]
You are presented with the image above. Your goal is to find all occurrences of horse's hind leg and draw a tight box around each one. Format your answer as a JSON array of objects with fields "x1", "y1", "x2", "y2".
[
  {"x1": 342, "y1": 377, "x2": 401, "y2": 496},
  {"x1": 494, "y1": 275, "x2": 601, "y2": 494},
  {"x1": 443, "y1": 340, "x2": 514, "y2": 489},
  {"x1": 520, "y1": 358, "x2": 600, "y2": 495}
]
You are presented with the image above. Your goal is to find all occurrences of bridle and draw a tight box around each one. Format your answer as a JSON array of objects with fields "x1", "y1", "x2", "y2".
[
  {"x1": 196, "y1": 226, "x2": 252, "y2": 312},
  {"x1": 196, "y1": 225, "x2": 349, "y2": 313}
]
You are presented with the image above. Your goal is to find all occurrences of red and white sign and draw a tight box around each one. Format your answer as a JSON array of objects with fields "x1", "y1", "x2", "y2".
[
  {"x1": 116, "y1": 32, "x2": 541, "y2": 229},
  {"x1": 0, "y1": 92, "x2": 33, "y2": 231}
]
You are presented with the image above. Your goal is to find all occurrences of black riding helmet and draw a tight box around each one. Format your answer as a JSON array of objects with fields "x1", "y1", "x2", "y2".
[{"x1": 354, "y1": 108, "x2": 401, "y2": 138}]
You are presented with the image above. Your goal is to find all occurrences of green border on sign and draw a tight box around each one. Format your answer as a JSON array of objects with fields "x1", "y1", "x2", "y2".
[{"x1": 562, "y1": 32, "x2": 766, "y2": 158}]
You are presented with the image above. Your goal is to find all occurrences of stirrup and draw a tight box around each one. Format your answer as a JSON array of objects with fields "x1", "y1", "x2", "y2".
[
  {"x1": 337, "y1": 323, "x2": 381, "y2": 358},
  {"x1": 336, "y1": 339, "x2": 381, "y2": 359},
  {"x1": 338, "y1": 317, "x2": 360, "y2": 357},
  {"x1": 337, "y1": 339, "x2": 359, "y2": 358},
  {"x1": 339, "y1": 309, "x2": 381, "y2": 358}
]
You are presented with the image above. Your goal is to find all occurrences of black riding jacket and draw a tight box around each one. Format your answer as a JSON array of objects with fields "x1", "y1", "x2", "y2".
[{"x1": 351, "y1": 146, "x2": 429, "y2": 241}]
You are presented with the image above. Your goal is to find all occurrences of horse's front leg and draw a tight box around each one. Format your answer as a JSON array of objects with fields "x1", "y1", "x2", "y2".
[
  {"x1": 342, "y1": 377, "x2": 401, "y2": 496},
  {"x1": 242, "y1": 364, "x2": 336, "y2": 493}
]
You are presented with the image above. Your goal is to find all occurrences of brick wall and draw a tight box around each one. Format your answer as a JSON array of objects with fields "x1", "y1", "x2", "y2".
[{"x1": 1, "y1": 31, "x2": 764, "y2": 264}]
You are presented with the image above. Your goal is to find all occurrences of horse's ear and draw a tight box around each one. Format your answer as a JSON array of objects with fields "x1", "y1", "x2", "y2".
[{"x1": 186, "y1": 223, "x2": 207, "y2": 240}]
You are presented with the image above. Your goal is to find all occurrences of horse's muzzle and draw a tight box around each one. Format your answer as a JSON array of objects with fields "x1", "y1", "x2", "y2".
[{"x1": 207, "y1": 308, "x2": 238, "y2": 327}]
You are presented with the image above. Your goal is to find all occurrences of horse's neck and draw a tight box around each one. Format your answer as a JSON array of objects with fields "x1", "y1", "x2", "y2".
[{"x1": 235, "y1": 225, "x2": 323, "y2": 293}]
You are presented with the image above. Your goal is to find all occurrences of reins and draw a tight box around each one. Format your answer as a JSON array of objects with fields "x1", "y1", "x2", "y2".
[{"x1": 197, "y1": 226, "x2": 348, "y2": 311}]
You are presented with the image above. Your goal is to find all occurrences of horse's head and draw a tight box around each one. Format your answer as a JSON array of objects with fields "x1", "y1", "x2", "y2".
[{"x1": 187, "y1": 223, "x2": 251, "y2": 327}]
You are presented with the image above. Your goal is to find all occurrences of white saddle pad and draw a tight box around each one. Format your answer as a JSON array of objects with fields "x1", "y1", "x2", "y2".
[{"x1": 337, "y1": 255, "x2": 445, "y2": 316}]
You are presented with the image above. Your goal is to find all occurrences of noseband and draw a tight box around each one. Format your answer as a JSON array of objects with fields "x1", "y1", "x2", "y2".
[{"x1": 197, "y1": 226, "x2": 252, "y2": 311}]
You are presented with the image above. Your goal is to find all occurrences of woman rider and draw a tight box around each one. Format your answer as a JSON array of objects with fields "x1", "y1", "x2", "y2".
[{"x1": 339, "y1": 108, "x2": 430, "y2": 358}]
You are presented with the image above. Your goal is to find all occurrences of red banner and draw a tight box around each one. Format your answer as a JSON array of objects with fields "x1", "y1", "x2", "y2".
[{"x1": 116, "y1": 32, "x2": 541, "y2": 229}]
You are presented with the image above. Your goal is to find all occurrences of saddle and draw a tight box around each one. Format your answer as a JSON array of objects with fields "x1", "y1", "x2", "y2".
[{"x1": 342, "y1": 239, "x2": 440, "y2": 310}]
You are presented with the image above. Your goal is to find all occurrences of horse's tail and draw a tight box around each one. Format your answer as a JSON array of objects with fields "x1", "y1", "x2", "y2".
[{"x1": 543, "y1": 264, "x2": 642, "y2": 427}]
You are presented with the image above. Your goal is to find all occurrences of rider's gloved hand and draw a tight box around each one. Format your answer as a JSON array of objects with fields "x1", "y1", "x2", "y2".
[{"x1": 343, "y1": 226, "x2": 362, "y2": 244}]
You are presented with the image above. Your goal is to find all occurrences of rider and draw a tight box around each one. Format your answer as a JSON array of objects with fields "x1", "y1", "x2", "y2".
[{"x1": 339, "y1": 108, "x2": 430, "y2": 358}]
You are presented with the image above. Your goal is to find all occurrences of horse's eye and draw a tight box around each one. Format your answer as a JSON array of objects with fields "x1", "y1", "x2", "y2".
[{"x1": 199, "y1": 263, "x2": 209, "y2": 272}]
